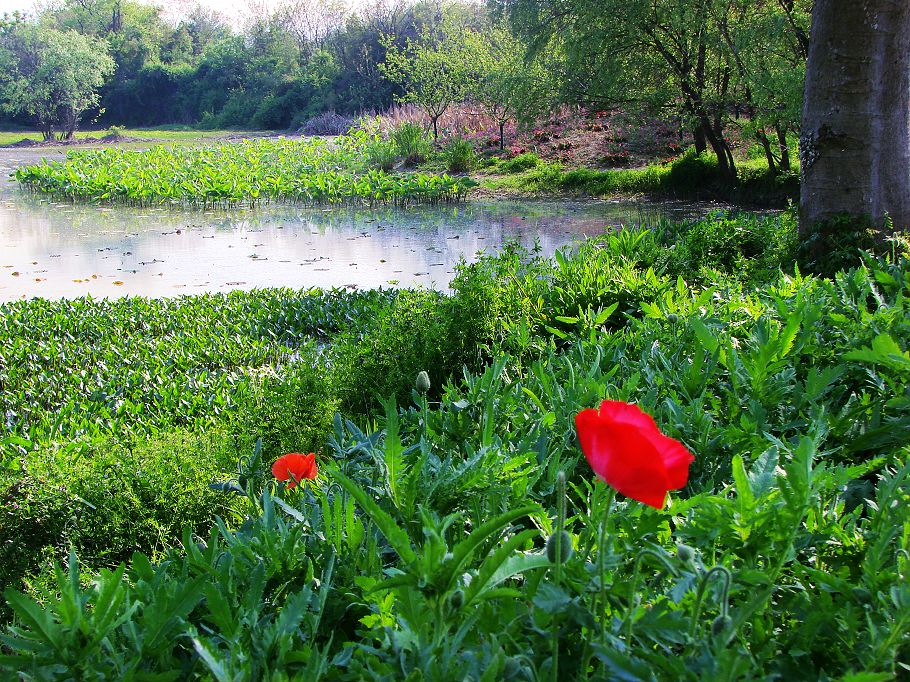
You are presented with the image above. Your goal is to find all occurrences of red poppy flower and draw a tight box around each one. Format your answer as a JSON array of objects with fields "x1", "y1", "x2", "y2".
[
  {"x1": 272, "y1": 452, "x2": 318, "y2": 488},
  {"x1": 575, "y1": 401, "x2": 694, "y2": 509}
]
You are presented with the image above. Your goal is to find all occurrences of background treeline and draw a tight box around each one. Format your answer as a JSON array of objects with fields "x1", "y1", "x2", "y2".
[
  {"x1": 0, "y1": 0, "x2": 454, "y2": 130},
  {"x1": 0, "y1": 0, "x2": 809, "y2": 174}
]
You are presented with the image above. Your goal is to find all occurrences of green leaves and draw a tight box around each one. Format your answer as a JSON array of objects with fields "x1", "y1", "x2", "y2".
[{"x1": 15, "y1": 137, "x2": 474, "y2": 208}]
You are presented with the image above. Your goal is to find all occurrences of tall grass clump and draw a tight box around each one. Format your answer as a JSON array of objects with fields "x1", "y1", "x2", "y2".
[{"x1": 390, "y1": 122, "x2": 432, "y2": 166}]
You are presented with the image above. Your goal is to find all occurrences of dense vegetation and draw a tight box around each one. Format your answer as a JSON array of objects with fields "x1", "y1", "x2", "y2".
[
  {"x1": 0, "y1": 0, "x2": 809, "y2": 181},
  {"x1": 2, "y1": 212, "x2": 908, "y2": 678},
  {"x1": 14, "y1": 134, "x2": 475, "y2": 207}
]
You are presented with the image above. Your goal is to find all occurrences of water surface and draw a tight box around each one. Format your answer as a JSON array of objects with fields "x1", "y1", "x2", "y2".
[{"x1": 0, "y1": 148, "x2": 715, "y2": 300}]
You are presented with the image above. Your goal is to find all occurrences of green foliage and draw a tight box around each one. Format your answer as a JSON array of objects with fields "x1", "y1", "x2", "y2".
[
  {"x1": 499, "y1": 151, "x2": 541, "y2": 173},
  {"x1": 443, "y1": 137, "x2": 475, "y2": 173},
  {"x1": 15, "y1": 135, "x2": 476, "y2": 208},
  {"x1": 2, "y1": 213, "x2": 910, "y2": 679},
  {"x1": 390, "y1": 122, "x2": 431, "y2": 166},
  {"x1": 0, "y1": 428, "x2": 242, "y2": 602},
  {"x1": 230, "y1": 359, "x2": 339, "y2": 462},
  {"x1": 0, "y1": 25, "x2": 115, "y2": 139},
  {"x1": 0, "y1": 288, "x2": 391, "y2": 447},
  {"x1": 662, "y1": 210, "x2": 799, "y2": 282},
  {"x1": 379, "y1": 18, "x2": 472, "y2": 139}
]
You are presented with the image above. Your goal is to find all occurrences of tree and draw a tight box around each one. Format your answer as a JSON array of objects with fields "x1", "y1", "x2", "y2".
[
  {"x1": 462, "y1": 24, "x2": 548, "y2": 149},
  {"x1": 712, "y1": 0, "x2": 809, "y2": 174},
  {"x1": 800, "y1": 0, "x2": 910, "y2": 234},
  {"x1": 380, "y1": 19, "x2": 471, "y2": 140},
  {"x1": 497, "y1": 0, "x2": 748, "y2": 181},
  {"x1": 0, "y1": 25, "x2": 114, "y2": 139}
]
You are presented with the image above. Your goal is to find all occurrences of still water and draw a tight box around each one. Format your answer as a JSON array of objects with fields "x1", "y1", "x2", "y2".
[{"x1": 0, "y1": 148, "x2": 712, "y2": 301}]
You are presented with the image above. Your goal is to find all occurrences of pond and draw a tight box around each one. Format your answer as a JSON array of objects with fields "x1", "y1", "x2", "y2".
[{"x1": 0, "y1": 148, "x2": 718, "y2": 301}]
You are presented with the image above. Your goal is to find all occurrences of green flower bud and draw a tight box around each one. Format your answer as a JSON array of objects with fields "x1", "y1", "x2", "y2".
[
  {"x1": 449, "y1": 589, "x2": 464, "y2": 609},
  {"x1": 416, "y1": 370, "x2": 431, "y2": 394},
  {"x1": 546, "y1": 530, "x2": 574, "y2": 564},
  {"x1": 666, "y1": 313, "x2": 679, "y2": 324},
  {"x1": 711, "y1": 614, "x2": 733, "y2": 636},
  {"x1": 676, "y1": 543, "x2": 695, "y2": 563}
]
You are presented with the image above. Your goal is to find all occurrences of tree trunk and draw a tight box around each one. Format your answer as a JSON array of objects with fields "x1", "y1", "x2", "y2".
[
  {"x1": 701, "y1": 119, "x2": 737, "y2": 182},
  {"x1": 693, "y1": 126, "x2": 707, "y2": 155},
  {"x1": 800, "y1": 0, "x2": 910, "y2": 235},
  {"x1": 431, "y1": 116, "x2": 439, "y2": 141},
  {"x1": 756, "y1": 129, "x2": 778, "y2": 173},
  {"x1": 776, "y1": 125, "x2": 791, "y2": 172},
  {"x1": 499, "y1": 121, "x2": 505, "y2": 150}
]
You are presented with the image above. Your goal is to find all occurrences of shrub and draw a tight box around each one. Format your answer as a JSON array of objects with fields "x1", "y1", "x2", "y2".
[
  {"x1": 364, "y1": 138, "x2": 397, "y2": 170},
  {"x1": 0, "y1": 428, "x2": 242, "y2": 598},
  {"x1": 390, "y1": 122, "x2": 431, "y2": 166},
  {"x1": 499, "y1": 151, "x2": 541, "y2": 173},
  {"x1": 298, "y1": 111, "x2": 354, "y2": 136},
  {"x1": 665, "y1": 149, "x2": 722, "y2": 192},
  {"x1": 662, "y1": 210, "x2": 798, "y2": 281},
  {"x1": 228, "y1": 350, "x2": 338, "y2": 462},
  {"x1": 443, "y1": 137, "x2": 476, "y2": 173}
]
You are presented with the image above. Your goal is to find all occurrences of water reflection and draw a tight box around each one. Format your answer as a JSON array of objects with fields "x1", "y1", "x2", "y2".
[{"x1": 0, "y1": 150, "x2": 711, "y2": 300}]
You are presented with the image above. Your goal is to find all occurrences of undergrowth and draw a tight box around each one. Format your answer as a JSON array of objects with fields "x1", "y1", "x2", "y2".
[{"x1": 1, "y1": 212, "x2": 908, "y2": 679}]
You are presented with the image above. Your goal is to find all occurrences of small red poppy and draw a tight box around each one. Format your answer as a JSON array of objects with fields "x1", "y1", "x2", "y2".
[
  {"x1": 272, "y1": 452, "x2": 318, "y2": 488},
  {"x1": 575, "y1": 401, "x2": 694, "y2": 509}
]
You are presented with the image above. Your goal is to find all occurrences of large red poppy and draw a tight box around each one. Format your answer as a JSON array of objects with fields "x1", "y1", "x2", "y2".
[
  {"x1": 272, "y1": 452, "x2": 318, "y2": 488},
  {"x1": 575, "y1": 400, "x2": 694, "y2": 509}
]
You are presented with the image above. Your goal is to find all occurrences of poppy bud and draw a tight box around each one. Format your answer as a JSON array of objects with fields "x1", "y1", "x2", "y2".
[
  {"x1": 416, "y1": 371, "x2": 431, "y2": 394},
  {"x1": 449, "y1": 589, "x2": 464, "y2": 609},
  {"x1": 676, "y1": 543, "x2": 695, "y2": 563},
  {"x1": 666, "y1": 313, "x2": 679, "y2": 324},
  {"x1": 546, "y1": 530, "x2": 574, "y2": 564},
  {"x1": 711, "y1": 615, "x2": 733, "y2": 636}
]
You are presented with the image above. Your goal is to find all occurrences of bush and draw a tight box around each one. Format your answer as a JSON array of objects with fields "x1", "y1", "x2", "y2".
[
  {"x1": 665, "y1": 149, "x2": 722, "y2": 192},
  {"x1": 499, "y1": 151, "x2": 541, "y2": 173},
  {"x1": 662, "y1": 210, "x2": 798, "y2": 281},
  {"x1": 443, "y1": 137, "x2": 476, "y2": 173},
  {"x1": 390, "y1": 122, "x2": 431, "y2": 166},
  {"x1": 298, "y1": 111, "x2": 354, "y2": 136},
  {"x1": 0, "y1": 428, "x2": 242, "y2": 598},
  {"x1": 228, "y1": 350, "x2": 338, "y2": 462},
  {"x1": 364, "y1": 138, "x2": 397, "y2": 170}
]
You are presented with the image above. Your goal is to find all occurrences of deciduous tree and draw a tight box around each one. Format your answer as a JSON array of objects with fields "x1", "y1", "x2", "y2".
[{"x1": 0, "y1": 25, "x2": 114, "y2": 139}]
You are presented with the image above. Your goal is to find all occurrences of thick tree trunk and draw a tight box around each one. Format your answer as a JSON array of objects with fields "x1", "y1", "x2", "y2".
[{"x1": 800, "y1": 0, "x2": 910, "y2": 235}]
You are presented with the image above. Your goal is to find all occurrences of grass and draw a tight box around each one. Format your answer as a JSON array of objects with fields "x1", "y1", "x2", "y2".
[
  {"x1": 0, "y1": 127, "x2": 263, "y2": 146},
  {"x1": 478, "y1": 150, "x2": 800, "y2": 206}
]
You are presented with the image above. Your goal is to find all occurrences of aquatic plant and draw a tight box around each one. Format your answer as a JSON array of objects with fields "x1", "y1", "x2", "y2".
[{"x1": 14, "y1": 136, "x2": 476, "y2": 208}]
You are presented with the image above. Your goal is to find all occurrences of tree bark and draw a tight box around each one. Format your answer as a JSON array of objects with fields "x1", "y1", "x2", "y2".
[
  {"x1": 757, "y1": 129, "x2": 778, "y2": 174},
  {"x1": 692, "y1": 126, "x2": 707, "y2": 155},
  {"x1": 776, "y1": 125, "x2": 791, "y2": 172},
  {"x1": 800, "y1": 0, "x2": 910, "y2": 235}
]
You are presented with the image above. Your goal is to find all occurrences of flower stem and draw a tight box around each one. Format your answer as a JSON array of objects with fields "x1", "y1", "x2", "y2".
[
  {"x1": 688, "y1": 565, "x2": 732, "y2": 640},
  {"x1": 550, "y1": 471, "x2": 568, "y2": 682},
  {"x1": 598, "y1": 486, "x2": 616, "y2": 648}
]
